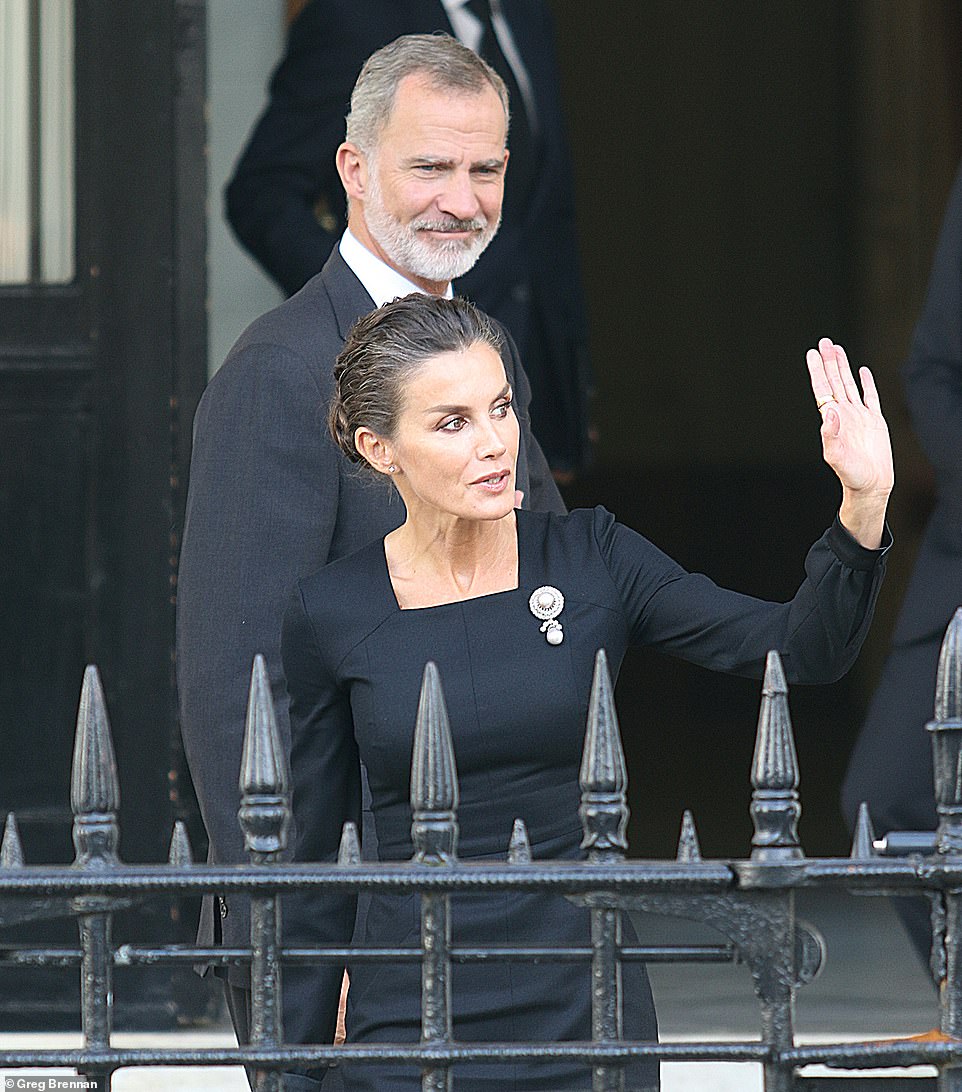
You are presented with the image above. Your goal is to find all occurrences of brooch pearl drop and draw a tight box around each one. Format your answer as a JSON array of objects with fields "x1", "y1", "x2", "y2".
[{"x1": 529, "y1": 585, "x2": 565, "y2": 646}]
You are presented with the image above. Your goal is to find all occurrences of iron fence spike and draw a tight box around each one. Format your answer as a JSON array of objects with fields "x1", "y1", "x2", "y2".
[
  {"x1": 70, "y1": 665, "x2": 120, "y2": 817},
  {"x1": 749, "y1": 650, "x2": 802, "y2": 859},
  {"x1": 927, "y1": 611, "x2": 962, "y2": 853},
  {"x1": 850, "y1": 802, "x2": 877, "y2": 859},
  {"x1": 751, "y1": 651, "x2": 797, "y2": 792},
  {"x1": 238, "y1": 654, "x2": 291, "y2": 857},
  {"x1": 168, "y1": 820, "x2": 193, "y2": 866},
  {"x1": 411, "y1": 662, "x2": 459, "y2": 815},
  {"x1": 239, "y1": 653, "x2": 289, "y2": 797},
  {"x1": 338, "y1": 821, "x2": 362, "y2": 865},
  {"x1": 579, "y1": 649, "x2": 629, "y2": 858},
  {"x1": 507, "y1": 818, "x2": 532, "y2": 863},
  {"x1": 410, "y1": 662, "x2": 459, "y2": 861},
  {"x1": 935, "y1": 607, "x2": 962, "y2": 722},
  {"x1": 762, "y1": 647, "x2": 788, "y2": 695},
  {"x1": 579, "y1": 649, "x2": 627, "y2": 795},
  {"x1": 1, "y1": 813, "x2": 24, "y2": 867},
  {"x1": 676, "y1": 809, "x2": 702, "y2": 862}
]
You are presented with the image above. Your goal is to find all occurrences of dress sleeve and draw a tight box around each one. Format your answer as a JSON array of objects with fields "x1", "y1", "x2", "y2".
[
  {"x1": 593, "y1": 507, "x2": 890, "y2": 684},
  {"x1": 280, "y1": 582, "x2": 361, "y2": 1047}
]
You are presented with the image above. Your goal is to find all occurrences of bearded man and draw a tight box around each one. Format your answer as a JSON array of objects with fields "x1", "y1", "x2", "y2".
[
  {"x1": 175, "y1": 33, "x2": 563, "y2": 1084},
  {"x1": 225, "y1": 0, "x2": 593, "y2": 477}
]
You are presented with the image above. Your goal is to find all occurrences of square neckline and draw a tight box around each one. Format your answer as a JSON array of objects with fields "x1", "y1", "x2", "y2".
[{"x1": 379, "y1": 512, "x2": 525, "y2": 613}]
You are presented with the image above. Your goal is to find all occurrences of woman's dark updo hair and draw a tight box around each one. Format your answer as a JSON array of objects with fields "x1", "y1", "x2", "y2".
[{"x1": 330, "y1": 293, "x2": 504, "y2": 473}]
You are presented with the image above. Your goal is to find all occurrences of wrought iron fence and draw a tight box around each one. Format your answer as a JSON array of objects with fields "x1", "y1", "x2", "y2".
[{"x1": 5, "y1": 612, "x2": 962, "y2": 1090}]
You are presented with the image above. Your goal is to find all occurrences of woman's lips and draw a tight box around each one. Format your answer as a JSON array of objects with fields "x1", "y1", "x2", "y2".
[{"x1": 472, "y1": 470, "x2": 511, "y2": 493}]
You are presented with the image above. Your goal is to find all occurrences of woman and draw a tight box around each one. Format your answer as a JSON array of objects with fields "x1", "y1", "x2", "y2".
[{"x1": 281, "y1": 294, "x2": 892, "y2": 1091}]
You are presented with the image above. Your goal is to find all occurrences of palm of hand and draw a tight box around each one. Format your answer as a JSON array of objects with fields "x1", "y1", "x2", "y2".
[
  {"x1": 821, "y1": 395, "x2": 893, "y2": 496},
  {"x1": 807, "y1": 338, "x2": 894, "y2": 497}
]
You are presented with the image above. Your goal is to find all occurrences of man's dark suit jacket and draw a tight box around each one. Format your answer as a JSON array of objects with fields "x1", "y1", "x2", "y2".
[
  {"x1": 841, "y1": 160, "x2": 962, "y2": 960},
  {"x1": 176, "y1": 248, "x2": 564, "y2": 979},
  {"x1": 224, "y1": 0, "x2": 592, "y2": 473}
]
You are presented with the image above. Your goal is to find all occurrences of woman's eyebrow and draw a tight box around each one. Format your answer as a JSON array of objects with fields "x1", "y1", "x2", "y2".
[{"x1": 424, "y1": 385, "x2": 511, "y2": 415}]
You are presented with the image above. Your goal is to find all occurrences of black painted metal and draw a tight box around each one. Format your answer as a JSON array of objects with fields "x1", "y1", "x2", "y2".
[
  {"x1": 581, "y1": 650, "x2": 628, "y2": 1092},
  {"x1": 6, "y1": 620, "x2": 962, "y2": 1088},
  {"x1": 412, "y1": 662, "x2": 458, "y2": 1092},
  {"x1": 0, "y1": 0, "x2": 209, "y2": 1027}
]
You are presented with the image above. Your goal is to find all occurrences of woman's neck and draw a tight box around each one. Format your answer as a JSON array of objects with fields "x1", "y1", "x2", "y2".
[{"x1": 385, "y1": 511, "x2": 518, "y2": 608}]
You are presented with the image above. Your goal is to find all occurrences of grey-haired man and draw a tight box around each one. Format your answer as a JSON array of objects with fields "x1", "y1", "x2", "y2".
[{"x1": 177, "y1": 33, "x2": 563, "y2": 1090}]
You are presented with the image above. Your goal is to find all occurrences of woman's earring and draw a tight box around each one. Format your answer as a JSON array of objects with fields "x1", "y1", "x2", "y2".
[{"x1": 387, "y1": 465, "x2": 397, "y2": 474}]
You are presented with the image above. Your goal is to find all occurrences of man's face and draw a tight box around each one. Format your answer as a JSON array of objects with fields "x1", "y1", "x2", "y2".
[{"x1": 354, "y1": 74, "x2": 508, "y2": 290}]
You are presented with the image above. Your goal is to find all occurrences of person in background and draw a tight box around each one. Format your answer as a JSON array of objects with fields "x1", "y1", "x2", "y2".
[
  {"x1": 176, "y1": 33, "x2": 563, "y2": 1086},
  {"x1": 225, "y1": 0, "x2": 593, "y2": 477},
  {"x1": 842, "y1": 160, "x2": 962, "y2": 969}
]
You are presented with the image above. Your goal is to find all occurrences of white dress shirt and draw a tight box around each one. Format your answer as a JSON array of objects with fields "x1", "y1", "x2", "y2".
[
  {"x1": 338, "y1": 228, "x2": 454, "y2": 307},
  {"x1": 441, "y1": 0, "x2": 538, "y2": 129},
  {"x1": 442, "y1": 0, "x2": 484, "y2": 52}
]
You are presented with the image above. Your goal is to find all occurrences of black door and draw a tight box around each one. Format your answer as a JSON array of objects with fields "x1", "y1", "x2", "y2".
[{"x1": 0, "y1": 0, "x2": 209, "y2": 1025}]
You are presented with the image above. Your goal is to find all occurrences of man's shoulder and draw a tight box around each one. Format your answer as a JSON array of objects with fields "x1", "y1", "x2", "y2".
[
  {"x1": 234, "y1": 269, "x2": 341, "y2": 354},
  {"x1": 209, "y1": 255, "x2": 372, "y2": 394}
]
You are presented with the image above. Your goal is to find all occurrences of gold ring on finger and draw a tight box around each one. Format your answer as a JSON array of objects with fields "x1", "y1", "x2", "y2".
[{"x1": 816, "y1": 395, "x2": 838, "y2": 411}]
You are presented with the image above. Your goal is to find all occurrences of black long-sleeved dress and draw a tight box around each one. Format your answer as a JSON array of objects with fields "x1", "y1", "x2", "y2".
[{"x1": 281, "y1": 506, "x2": 888, "y2": 1091}]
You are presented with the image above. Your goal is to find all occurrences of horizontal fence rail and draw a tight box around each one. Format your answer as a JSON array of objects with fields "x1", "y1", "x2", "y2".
[{"x1": 4, "y1": 611, "x2": 962, "y2": 1090}]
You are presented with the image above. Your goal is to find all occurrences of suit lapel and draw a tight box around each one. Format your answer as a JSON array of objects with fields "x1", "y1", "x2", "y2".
[{"x1": 320, "y1": 248, "x2": 377, "y2": 341}]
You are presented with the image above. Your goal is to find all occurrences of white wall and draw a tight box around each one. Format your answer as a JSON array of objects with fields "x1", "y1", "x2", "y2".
[{"x1": 206, "y1": 1, "x2": 284, "y2": 376}]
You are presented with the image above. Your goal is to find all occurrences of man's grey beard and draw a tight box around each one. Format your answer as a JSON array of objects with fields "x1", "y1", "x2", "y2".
[{"x1": 363, "y1": 167, "x2": 500, "y2": 284}]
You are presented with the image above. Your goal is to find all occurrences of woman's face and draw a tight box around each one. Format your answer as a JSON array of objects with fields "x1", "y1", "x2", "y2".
[{"x1": 387, "y1": 341, "x2": 519, "y2": 524}]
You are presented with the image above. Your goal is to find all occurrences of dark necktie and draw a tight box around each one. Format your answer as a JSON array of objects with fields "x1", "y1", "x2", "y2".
[{"x1": 465, "y1": 0, "x2": 536, "y2": 213}]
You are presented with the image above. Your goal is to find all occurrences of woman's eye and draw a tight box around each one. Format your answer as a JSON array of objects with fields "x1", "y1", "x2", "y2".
[
  {"x1": 493, "y1": 400, "x2": 512, "y2": 418},
  {"x1": 440, "y1": 417, "x2": 466, "y2": 432}
]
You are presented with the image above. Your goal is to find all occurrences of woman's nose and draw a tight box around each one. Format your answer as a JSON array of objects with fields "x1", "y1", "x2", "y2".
[{"x1": 477, "y1": 420, "x2": 507, "y2": 459}]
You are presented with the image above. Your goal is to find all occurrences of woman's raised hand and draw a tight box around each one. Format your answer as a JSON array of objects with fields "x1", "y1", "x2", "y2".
[{"x1": 806, "y1": 338, "x2": 893, "y2": 549}]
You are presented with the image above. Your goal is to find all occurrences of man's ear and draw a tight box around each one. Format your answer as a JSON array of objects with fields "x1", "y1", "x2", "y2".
[
  {"x1": 336, "y1": 142, "x2": 369, "y2": 201},
  {"x1": 354, "y1": 426, "x2": 395, "y2": 476}
]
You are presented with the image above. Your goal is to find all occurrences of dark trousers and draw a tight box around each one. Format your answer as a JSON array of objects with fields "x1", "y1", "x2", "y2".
[
  {"x1": 841, "y1": 634, "x2": 940, "y2": 976},
  {"x1": 224, "y1": 981, "x2": 343, "y2": 1092}
]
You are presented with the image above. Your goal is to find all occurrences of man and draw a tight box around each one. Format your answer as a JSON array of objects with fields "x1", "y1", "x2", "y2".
[
  {"x1": 841, "y1": 160, "x2": 962, "y2": 971},
  {"x1": 176, "y1": 33, "x2": 563, "y2": 1086},
  {"x1": 225, "y1": 0, "x2": 593, "y2": 476}
]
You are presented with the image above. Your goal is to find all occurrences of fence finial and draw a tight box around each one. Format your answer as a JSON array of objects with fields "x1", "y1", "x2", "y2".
[
  {"x1": 238, "y1": 654, "x2": 290, "y2": 857},
  {"x1": 849, "y1": 802, "x2": 876, "y2": 859},
  {"x1": 71, "y1": 665, "x2": 121, "y2": 866},
  {"x1": 579, "y1": 648, "x2": 629, "y2": 859},
  {"x1": 749, "y1": 651, "x2": 802, "y2": 860},
  {"x1": 508, "y1": 818, "x2": 532, "y2": 863},
  {"x1": 410, "y1": 662, "x2": 459, "y2": 862},
  {"x1": 927, "y1": 610, "x2": 962, "y2": 854},
  {"x1": 1, "y1": 813, "x2": 24, "y2": 867},
  {"x1": 676, "y1": 809, "x2": 702, "y2": 862},
  {"x1": 935, "y1": 607, "x2": 962, "y2": 722},
  {"x1": 168, "y1": 820, "x2": 193, "y2": 866},
  {"x1": 338, "y1": 821, "x2": 362, "y2": 865}
]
